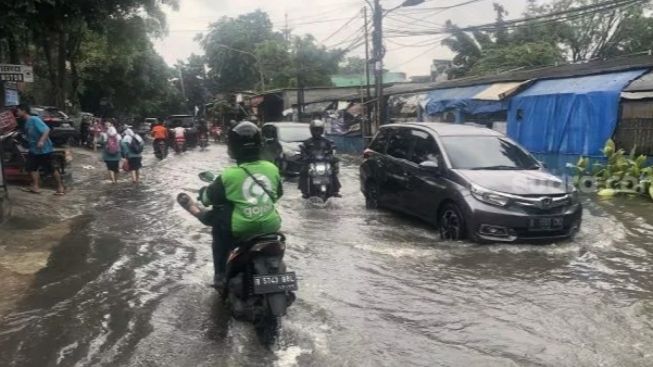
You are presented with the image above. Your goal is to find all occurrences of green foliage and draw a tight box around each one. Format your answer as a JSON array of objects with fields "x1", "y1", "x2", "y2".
[
  {"x1": 442, "y1": 0, "x2": 653, "y2": 79},
  {"x1": 340, "y1": 56, "x2": 366, "y2": 75},
  {"x1": 573, "y1": 139, "x2": 653, "y2": 200},
  {"x1": 200, "y1": 11, "x2": 343, "y2": 92}
]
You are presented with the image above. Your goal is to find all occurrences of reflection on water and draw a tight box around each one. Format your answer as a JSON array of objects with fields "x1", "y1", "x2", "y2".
[{"x1": 0, "y1": 145, "x2": 653, "y2": 366}]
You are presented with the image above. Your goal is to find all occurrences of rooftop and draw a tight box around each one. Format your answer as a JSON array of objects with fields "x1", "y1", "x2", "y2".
[{"x1": 387, "y1": 122, "x2": 502, "y2": 137}]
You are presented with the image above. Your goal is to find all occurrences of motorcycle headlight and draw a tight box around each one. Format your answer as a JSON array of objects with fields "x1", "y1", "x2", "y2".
[{"x1": 470, "y1": 185, "x2": 510, "y2": 207}]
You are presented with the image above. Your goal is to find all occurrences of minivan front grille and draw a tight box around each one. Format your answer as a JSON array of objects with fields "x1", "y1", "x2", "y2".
[{"x1": 511, "y1": 194, "x2": 570, "y2": 211}]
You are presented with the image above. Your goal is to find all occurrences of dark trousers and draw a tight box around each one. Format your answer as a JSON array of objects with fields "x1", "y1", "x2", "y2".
[{"x1": 210, "y1": 217, "x2": 233, "y2": 277}]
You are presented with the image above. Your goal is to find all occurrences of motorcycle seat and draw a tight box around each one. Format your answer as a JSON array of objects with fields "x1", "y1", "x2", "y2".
[{"x1": 237, "y1": 232, "x2": 285, "y2": 247}]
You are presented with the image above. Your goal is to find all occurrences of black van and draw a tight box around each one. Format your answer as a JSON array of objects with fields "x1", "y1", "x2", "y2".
[{"x1": 360, "y1": 123, "x2": 582, "y2": 243}]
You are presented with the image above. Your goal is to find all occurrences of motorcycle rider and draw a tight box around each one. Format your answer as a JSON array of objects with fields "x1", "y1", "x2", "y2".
[
  {"x1": 177, "y1": 121, "x2": 283, "y2": 289},
  {"x1": 172, "y1": 124, "x2": 186, "y2": 152},
  {"x1": 151, "y1": 120, "x2": 168, "y2": 155},
  {"x1": 298, "y1": 119, "x2": 341, "y2": 199}
]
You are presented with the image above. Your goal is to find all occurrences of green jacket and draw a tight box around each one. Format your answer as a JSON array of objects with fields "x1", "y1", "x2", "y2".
[{"x1": 201, "y1": 160, "x2": 283, "y2": 239}]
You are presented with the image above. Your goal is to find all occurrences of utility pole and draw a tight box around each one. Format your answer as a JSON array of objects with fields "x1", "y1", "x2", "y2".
[
  {"x1": 177, "y1": 65, "x2": 188, "y2": 112},
  {"x1": 363, "y1": 6, "x2": 372, "y2": 139},
  {"x1": 296, "y1": 40, "x2": 304, "y2": 120},
  {"x1": 283, "y1": 13, "x2": 290, "y2": 43},
  {"x1": 372, "y1": 0, "x2": 384, "y2": 133}
]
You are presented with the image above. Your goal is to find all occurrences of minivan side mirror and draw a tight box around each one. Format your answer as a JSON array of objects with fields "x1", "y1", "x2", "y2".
[{"x1": 419, "y1": 160, "x2": 440, "y2": 175}]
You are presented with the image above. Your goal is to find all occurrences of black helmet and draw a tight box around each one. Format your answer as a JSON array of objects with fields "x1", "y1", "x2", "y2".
[
  {"x1": 228, "y1": 121, "x2": 261, "y2": 162},
  {"x1": 310, "y1": 119, "x2": 325, "y2": 138}
]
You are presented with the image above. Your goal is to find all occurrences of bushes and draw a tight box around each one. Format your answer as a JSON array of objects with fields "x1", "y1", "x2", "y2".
[{"x1": 573, "y1": 139, "x2": 653, "y2": 199}]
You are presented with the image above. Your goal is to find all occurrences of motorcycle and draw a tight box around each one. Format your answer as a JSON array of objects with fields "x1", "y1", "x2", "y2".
[
  {"x1": 307, "y1": 157, "x2": 334, "y2": 202},
  {"x1": 181, "y1": 171, "x2": 298, "y2": 345},
  {"x1": 173, "y1": 138, "x2": 186, "y2": 154},
  {"x1": 154, "y1": 139, "x2": 168, "y2": 159},
  {"x1": 0, "y1": 130, "x2": 67, "y2": 182},
  {"x1": 199, "y1": 134, "x2": 209, "y2": 150},
  {"x1": 211, "y1": 126, "x2": 223, "y2": 143}
]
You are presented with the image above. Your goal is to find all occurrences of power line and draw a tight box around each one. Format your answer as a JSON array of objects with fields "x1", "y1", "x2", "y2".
[
  {"x1": 320, "y1": 11, "x2": 362, "y2": 44},
  {"x1": 381, "y1": 0, "x2": 646, "y2": 37}
]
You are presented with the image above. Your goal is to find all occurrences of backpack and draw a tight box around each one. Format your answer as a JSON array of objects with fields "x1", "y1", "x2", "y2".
[
  {"x1": 106, "y1": 134, "x2": 120, "y2": 155},
  {"x1": 129, "y1": 135, "x2": 144, "y2": 154}
]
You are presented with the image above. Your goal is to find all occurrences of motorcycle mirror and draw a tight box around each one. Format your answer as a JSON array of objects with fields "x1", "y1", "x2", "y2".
[{"x1": 198, "y1": 171, "x2": 216, "y2": 182}]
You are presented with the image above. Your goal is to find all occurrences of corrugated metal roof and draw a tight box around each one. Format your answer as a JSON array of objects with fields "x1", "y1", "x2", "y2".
[
  {"x1": 472, "y1": 81, "x2": 529, "y2": 100},
  {"x1": 624, "y1": 71, "x2": 653, "y2": 92},
  {"x1": 516, "y1": 69, "x2": 647, "y2": 96}
]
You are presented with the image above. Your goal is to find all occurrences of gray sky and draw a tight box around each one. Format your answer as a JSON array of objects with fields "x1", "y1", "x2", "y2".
[{"x1": 153, "y1": 0, "x2": 530, "y2": 77}]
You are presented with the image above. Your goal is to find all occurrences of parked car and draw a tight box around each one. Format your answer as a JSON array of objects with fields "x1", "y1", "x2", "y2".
[
  {"x1": 262, "y1": 122, "x2": 312, "y2": 176},
  {"x1": 360, "y1": 122, "x2": 582, "y2": 243},
  {"x1": 165, "y1": 114, "x2": 195, "y2": 129},
  {"x1": 138, "y1": 117, "x2": 157, "y2": 137},
  {"x1": 31, "y1": 106, "x2": 78, "y2": 146}
]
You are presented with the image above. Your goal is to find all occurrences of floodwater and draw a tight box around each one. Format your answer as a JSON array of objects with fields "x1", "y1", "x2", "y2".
[{"x1": 1, "y1": 144, "x2": 653, "y2": 367}]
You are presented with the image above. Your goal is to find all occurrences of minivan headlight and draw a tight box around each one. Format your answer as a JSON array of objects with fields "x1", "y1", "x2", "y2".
[{"x1": 470, "y1": 185, "x2": 510, "y2": 207}]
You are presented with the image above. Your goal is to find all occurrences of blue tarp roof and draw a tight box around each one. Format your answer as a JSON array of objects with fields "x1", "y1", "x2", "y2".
[
  {"x1": 424, "y1": 84, "x2": 506, "y2": 116},
  {"x1": 507, "y1": 69, "x2": 648, "y2": 156}
]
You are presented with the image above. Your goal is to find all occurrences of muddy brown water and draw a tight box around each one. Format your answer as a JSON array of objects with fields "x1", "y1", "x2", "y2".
[{"x1": 0, "y1": 144, "x2": 652, "y2": 366}]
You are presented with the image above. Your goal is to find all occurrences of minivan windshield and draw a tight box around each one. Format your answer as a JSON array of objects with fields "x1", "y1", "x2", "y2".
[
  {"x1": 441, "y1": 136, "x2": 540, "y2": 170},
  {"x1": 278, "y1": 126, "x2": 312, "y2": 142}
]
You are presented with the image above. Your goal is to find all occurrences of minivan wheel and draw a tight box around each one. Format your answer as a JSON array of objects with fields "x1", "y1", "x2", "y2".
[
  {"x1": 365, "y1": 181, "x2": 380, "y2": 209},
  {"x1": 439, "y1": 203, "x2": 466, "y2": 241}
]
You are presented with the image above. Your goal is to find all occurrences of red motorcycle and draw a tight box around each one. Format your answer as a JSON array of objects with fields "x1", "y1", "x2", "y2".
[{"x1": 173, "y1": 137, "x2": 186, "y2": 154}]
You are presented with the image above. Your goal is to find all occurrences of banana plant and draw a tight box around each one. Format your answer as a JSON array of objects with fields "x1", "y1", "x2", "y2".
[{"x1": 573, "y1": 139, "x2": 653, "y2": 201}]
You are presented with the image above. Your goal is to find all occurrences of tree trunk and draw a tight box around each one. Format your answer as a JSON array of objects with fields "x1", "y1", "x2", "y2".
[
  {"x1": 8, "y1": 34, "x2": 19, "y2": 64},
  {"x1": 41, "y1": 36, "x2": 59, "y2": 106},
  {"x1": 56, "y1": 27, "x2": 66, "y2": 109},
  {"x1": 70, "y1": 59, "x2": 79, "y2": 111}
]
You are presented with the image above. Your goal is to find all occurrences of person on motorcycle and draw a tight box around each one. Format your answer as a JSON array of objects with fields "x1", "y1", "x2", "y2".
[
  {"x1": 151, "y1": 120, "x2": 168, "y2": 152},
  {"x1": 298, "y1": 119, "x2": 341, "y2": 199},
  {"x1": 172, "y1": 125, "x2": 186, "y2": 152},
  {"x1": 177, "y1": 121, "x2": 283, "y2": 288}
]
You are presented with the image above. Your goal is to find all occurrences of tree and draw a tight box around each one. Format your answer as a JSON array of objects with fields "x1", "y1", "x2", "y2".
[
  {"x1": 471, "y1": 42, "x2": 564, "y2": 75},
  {"x1": 339, "y1": 56, "x2": 366, "y2": 75},
  {"x1": 199, "y1": 10, "x2": 275, "y2": 92},
  {"x1": 0, "y1": 0, "x2": 178, "y2": 108},
  {"x1": 201, "y1": 11, "x2": 343, "y2": 91},
  {"x1": 77, "y1": 16, "x2": 182, "y2": 118},
  {"x1": 440, "y1": 21, "x2": 484, "y2": 78},
  {"x1": 522, "y1": 0, "x2": 649, "y2": 61}
]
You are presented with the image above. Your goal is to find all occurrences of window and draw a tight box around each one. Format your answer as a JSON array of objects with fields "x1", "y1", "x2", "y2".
[
  {"x1": 277, "y1": 126, "x2": 311, "y2": 142},
  {"x1": 441, "y1": 136, "x2": 539, "y2": 170},
  {"x1": 369, "y1": 128, "x2": 389, "y2": 153},
  {"x1": 386, "y1": 128, "x2": 411, "y2": 160},
  {"x1": 410, "y1": 129, "x2": 440, "y2": 164}
]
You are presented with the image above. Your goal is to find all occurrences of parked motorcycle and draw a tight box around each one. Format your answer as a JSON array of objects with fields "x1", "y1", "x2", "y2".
[
  {"x1": 0, "y1": 130, "x2": 67, "y2": 182},
  {"x1": 154, "y1": 139, "x2": 168, "y2": 159},
  {"x1": 181, "y1": 171, "x2": 297, "y2": 345},
  {"x1": 307, "y1": 157, "x2": 335, "y2": 202}
]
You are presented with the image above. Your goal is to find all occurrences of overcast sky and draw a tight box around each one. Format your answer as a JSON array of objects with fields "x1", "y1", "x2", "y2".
[{"x1": 153, "y1": 0, "x2": 531, "y2": 77}]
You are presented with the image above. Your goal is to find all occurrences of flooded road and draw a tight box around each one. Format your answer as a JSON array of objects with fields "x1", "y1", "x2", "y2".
[{"x1": 1, "y1": 144, "x2": 653, "y2": 366}]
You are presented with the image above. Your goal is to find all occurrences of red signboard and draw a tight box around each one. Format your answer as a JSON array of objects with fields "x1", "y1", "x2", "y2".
[{"x1": 0, "y1": 109, "x2": 17, "y2": 134}]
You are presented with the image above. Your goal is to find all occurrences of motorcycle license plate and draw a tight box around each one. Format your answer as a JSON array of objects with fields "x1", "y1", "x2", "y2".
[
  {"x1": 253, "y1": 272, "x2": 298, "y2": 294},
  {"x1": 528, "y1": 217, "x2": 563, "y2": 231}
]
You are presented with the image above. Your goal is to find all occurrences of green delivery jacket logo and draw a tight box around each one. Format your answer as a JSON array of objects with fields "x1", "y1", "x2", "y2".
[{"x1": 241, "y1": 174, "x2": 274, "y2": 218}]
